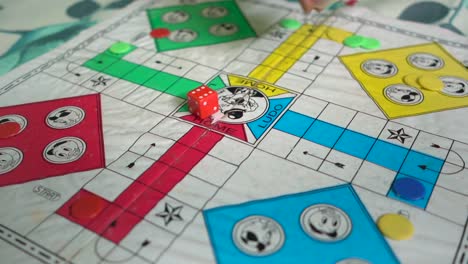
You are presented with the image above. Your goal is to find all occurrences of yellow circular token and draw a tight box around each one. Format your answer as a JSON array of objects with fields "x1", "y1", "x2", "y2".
[
  {"x1": 417, "y1": 74, "x2": 444, "y2": 92},
  {"x1": 377, "y1": 213, "x2": 414, "y2": 240},
  {"x1": 403, "y1": 74, "x2": 421, "y2": 88}
]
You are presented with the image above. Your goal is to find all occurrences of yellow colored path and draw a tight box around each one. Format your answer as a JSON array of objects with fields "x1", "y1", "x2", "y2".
[{"x1": 248, "y1": 24, "x2": 352, "y2": 83}]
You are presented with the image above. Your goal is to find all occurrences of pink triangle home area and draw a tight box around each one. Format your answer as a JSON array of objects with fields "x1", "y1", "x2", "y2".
[{"x1": 181, "y1": 114, "x2": 247, "y2": 142}]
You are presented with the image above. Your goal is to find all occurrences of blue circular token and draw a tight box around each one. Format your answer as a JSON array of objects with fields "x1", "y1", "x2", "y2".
[{"x1": 392, "y1": 177, "x2": 426, "y2": 201}]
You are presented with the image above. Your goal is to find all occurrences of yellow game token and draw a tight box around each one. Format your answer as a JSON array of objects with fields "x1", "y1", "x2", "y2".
[
  {"x1": 377, "y1": 213, "x2": 414, "y2": 240},
  {"x1": 417, "y1": 74, "x2": 444, "y2": 92},
  {"x1": 403, "y1": 74, "x2": 421, "y2": 88}
]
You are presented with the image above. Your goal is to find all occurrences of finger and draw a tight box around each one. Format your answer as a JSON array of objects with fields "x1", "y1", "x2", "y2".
[
  {"x1": 300, "y1": 0, "x2": 333, "y2": 13},
  {"x1": 299, "y1": 0, "x2": 315, "y2": 13}
]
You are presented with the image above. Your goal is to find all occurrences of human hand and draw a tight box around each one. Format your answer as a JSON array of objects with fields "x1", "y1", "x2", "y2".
[{"x1": 299, "y1": 0, "x2": 336, "y2": 13}]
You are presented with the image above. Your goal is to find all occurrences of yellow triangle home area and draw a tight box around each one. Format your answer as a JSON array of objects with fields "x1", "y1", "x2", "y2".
[
  {"x1": 340, "y1": 43, "x2": 468, "y2": 119},
  {"x1": 248, "y1": 24, "x2": 352, "y2": 83}
]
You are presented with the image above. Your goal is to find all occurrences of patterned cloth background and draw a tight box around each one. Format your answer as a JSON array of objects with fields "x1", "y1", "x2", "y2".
[{"x1": 0, "y1": 0, "x2": 467, "y2": 76}]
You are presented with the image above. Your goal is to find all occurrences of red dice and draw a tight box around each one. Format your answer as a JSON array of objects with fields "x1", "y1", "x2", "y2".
[{"x1": 187, "y1": 85, "x2": 219, "y2": 119}]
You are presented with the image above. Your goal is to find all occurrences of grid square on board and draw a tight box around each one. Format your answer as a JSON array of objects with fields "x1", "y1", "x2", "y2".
[
  {"x1": 145, "y1": 195, "x2": 198, "y2": 235},
  {"x1": 287, "y1": 139, "x2": 330, "y2": 170},
  {"x1": 319, "y1": 149, "x2": 363, "y2": 182},
  {"x1": 311, "y1": 38, "x2": 343, "y2": 55},
  {"x1": 107, "y1": 152, "x2": 154, "y2": 180},
  {"x1": 168, "y1": 175, "x2": 217, "y2": 209},
  {"x1": 103, "y1": 245, "x2": 151, "y2": 264},
  {"x1": 425, "y1": 185, "x2": 468, "y2": 225},
  {"x1": 274, "y1": 110, "x2": 315, "y2": 138},
  {"x1": 184, "y1": 65, "x2": 219, "y2": 84},
  {"x1": 162, "y1": 59, "x2": 196, "y2": 77},
  {"x1": 411, "y1": 131, "x2": 453, "y2": 160},
  {"x1": 436, "y1": 141, "x2": 468, "y2": 195},
  {"x1": 275, "y1": 73, "x2": 312, "y2": 94},
  {"x1": 63, "y1": 65, "x2": 98, "y2": 85},
  {"x1": 249, "y1": 38, "x2": 281, "y2": 52},
  {"x1": 101, "y1": 79, "x2": 140, "y2": 100},
  {"x1": 346, "y1": 112, "x2": 387, "y2": 138},
  {"x1": 190, "y1": 155, "x2": 237, "y2": 187},
  {"x1": 208, "y1": 136, "x2": 254, "y2": 165},
  {"x1": 288, "y1": 61, "x2": 320, "y2": 81},
  {"x1": 379, "y1": 122, "x2": 419, "y2": 148},
  {"x1": 146, "y1": 93, "x2": 185, "y2": 116},
  {"x1": 84, "y1": 169, "x2": 133, "y2": 202},
  {"x1": 224, "y1": 60, "x2": 258, "y2": 76},
  {"x1": 317, "y1": 103, "x2": 357, "y2": 127},
  {"x1": 59, "y1": 229, "x2": 114, "y2": 260},
  {"x1": 150, "y1": 118, "x2": 193, "y2": 141},
  {"x1": 82, "y1": 73, "x2": 118, "y2": 92},
  {"x1": 123, "y1": 47, "x2": 155, "y2": 65},
  {"x1": 352, "y1": 160, "x2": 396, "y2": 195},
  {"x1": 301, "y1": 49, "x2": 334, "y2": 67},
  {"x1": 129, "y1": 133, "x2": 176, "y2": 161},
  {"x1": 123, "y1": 86, "x2": 162, "y2": 108},
  {"x1": 238, "y1": 48, "x2": 271, "y2": 65},
  {"x1": 257, "y1": 128, "x2": 300, "y2": 158},
  {"x1": 142, "y1": 53, "x2": 176, "y2": 71},
  {"x1": 27, "y1": 214, "x2": 83, "y2": 252},
  {"x1": 289, "y1": 95, "x2": 327, "y2": 117}
]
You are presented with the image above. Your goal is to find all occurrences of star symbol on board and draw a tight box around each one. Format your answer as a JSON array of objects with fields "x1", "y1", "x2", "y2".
[
  {"x1": 387, "y1": 128, "x2": 412, "y2": 144},
  {"x1": 156, "y1": 203, "x2": 184, "y2": 226},
  {"x1": 91, "y1": 76, "x2": 110, "y2": 87}
]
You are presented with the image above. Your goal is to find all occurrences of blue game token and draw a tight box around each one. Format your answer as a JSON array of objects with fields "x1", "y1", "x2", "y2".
[{"x1": 392, "y1": 177, "x2": 425, "y2": 201}]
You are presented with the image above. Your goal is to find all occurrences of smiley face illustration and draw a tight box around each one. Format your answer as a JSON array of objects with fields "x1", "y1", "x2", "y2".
[
  {"x1": 362, "y1": 59, "x2": 398, "y2": 78},
  {"x1": 407, "y1": 53, "x2": 444, "y2": 70},
  {"x1": 168, "y1": 29, "x2": 198, "y2": 42},
  {"x1": 233, "y1": 215, "x2": 285, "y2": 256},
  {"x1": 209, "y1": 23, "x2": 239, "y2": 36},
  {"x1": 384, "y1": 84, "x2": 423, "y2": 105},
  {"x1": 46, "y1": 106, "x2": 85, "y2": 129},
  {"x1": 440, "y1": 76, "x2": 468, "y2": 97},
  {"x1": 43, "y1": 137, "x2": 86, "y2": 164},
  {"x1": 202, "y1": 6, "x2": 228, "y2": 18},
  {"x1": 0, "y1": 147, "x2": 23, "y2": 174},
  {"x1": 301, "y1": 204, "x2": 352, "y2": 242},
  {"x1": 162, "y1": 10, "x2": 190, "y2": 24}
]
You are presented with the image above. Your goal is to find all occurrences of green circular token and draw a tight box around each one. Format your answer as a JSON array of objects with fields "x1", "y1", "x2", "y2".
[
  {"x1": 361, "y1": 37, "x2": 381, "y2": 50},
  {"x1": 343, "y1": 35, "x2": 365, "y2": 48},
  {"x1": 109, "y1": 42, "x2": 132, "y2": 54},
  {"x1": 280, "y1": 18, "x2": 302, "y2": 30}
]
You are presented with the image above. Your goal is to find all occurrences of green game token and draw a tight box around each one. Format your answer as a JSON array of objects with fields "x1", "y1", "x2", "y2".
[
  {"x1": 361, "y1": 37, "x2": 381, "y2": 50},
  {"x1": 343, "y1": 35, "x2": 365, "y2": 48},
  {"x1": 109, "y1": 42, "x2": 132, "y2": 55},
  {"x1": 280, "y1": 18, "x2": 302, "y2": 30}
]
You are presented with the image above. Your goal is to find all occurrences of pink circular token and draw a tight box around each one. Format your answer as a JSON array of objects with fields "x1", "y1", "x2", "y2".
[{"x1": 150, "y1": 28, "x2": 171, "y2": 39}]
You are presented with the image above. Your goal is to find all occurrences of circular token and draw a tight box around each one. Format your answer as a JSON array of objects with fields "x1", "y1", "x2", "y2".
[
  {"x1": 0, "y1": 122, "x2": 21, "y2": 139},
  {"x1": 70, "y1": 195, "x2": 104, "y2": 220},
  {"x1": 417, "y1": 74, "x2": 444, "y2": 92},
  {"x1": 343, "y1": 35, "x2": 365, "y2": 48},
  {"x1": 392, "y1": 177, "x2": 426, "y2": 200},
  {"x1": 377, "y1": 213, "x2": 414, "y2": 240},
  {"x1": 150, "y1": 28, "x2": 171, "y2": 39},
  {"x1": 403, "y1": 73, "x2": 421, "y2": 88},
  {"x1": 361, "y1": 37, "x2": 380, "y2": 50},
  {"x1": 108, "y1": 42, "x2": 132, "y2": 55},
  {"x1": 279, "y1": 18, "x2": 302, "y2": 30}
]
